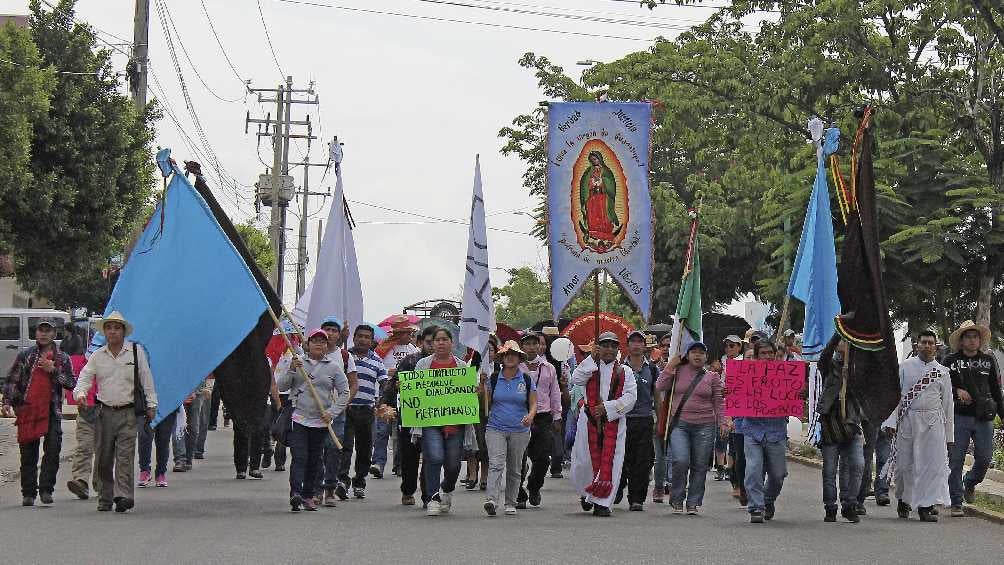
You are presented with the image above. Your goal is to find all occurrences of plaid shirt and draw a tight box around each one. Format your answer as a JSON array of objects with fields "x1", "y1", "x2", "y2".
[{"x1": 2, "y1": 344, "x2": 76, "y2": 418}]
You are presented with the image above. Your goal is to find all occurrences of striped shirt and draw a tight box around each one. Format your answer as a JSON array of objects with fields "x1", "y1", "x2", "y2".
[{"x1": 350, "y1": 350, "x2": 388, "y2": 407}]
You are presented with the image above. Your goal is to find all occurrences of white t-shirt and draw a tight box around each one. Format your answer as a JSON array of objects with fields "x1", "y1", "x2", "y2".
[{"x1": 382, "y1": 343, "x2": 419, "y2": 371}]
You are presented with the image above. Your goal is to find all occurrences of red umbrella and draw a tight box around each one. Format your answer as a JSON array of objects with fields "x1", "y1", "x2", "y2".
[
  {"x1": 494, "y1": 322, "x2": 522, "y2": 343},
  {"x1": 377, "y1": 313, "x2": 420, "y2": 331},
  {"x1": 561, "y1": 312, "x2": 635, "y2": 363}
]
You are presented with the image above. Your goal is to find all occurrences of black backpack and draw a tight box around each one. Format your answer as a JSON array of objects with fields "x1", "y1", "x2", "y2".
[{"x1": 489, "y1": 372, "x2": 533, "y2": 412}]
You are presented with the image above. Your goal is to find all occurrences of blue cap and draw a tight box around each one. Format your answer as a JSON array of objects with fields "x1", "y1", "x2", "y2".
[
  {"x1": 686, "y1": 341, "x2": 708, "y2": 353},
  {"x1": 320, "y1": 316, "x2": 343, "y2": 329}
]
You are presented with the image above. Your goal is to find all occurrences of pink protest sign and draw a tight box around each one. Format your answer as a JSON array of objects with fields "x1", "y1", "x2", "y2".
[{"x1": 724, "y1": 359, "x2": 807, "y2": 419}]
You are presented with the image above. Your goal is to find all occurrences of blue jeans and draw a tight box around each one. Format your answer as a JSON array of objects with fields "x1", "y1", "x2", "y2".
[
  {"x1": 138, "y1": 410, "x2": 177, "y2": 476},
  {"x1": 288, "y1": 422, "x2": 326, "y2": 499},
  {"x1": 743, "y1": 435, "x2": 787, "y2": 513},
  {"x1": 821, "y1": 433, "x2": 864, "y2": 511},
  {"x1": 670, "y1": 421, "x2": 716, "y2": 507},
  {"x1": 653, "y1": 434, "x2": 672, "y2": 489},
  {"x1": 422, "y1": 426, "x2": 464, "y2": 496},
  {"x1": 858, "y1": 422, "x2": 890, "y2": 503},
  {"x1": 319, "y1": 413, "x2": 346, "y2": 491},
  {"x1": 172, "y1": 399, "x2": 206, "y2": 464},
  {"x1": 373, "y1": 417, "x2": 392, "y2": 471},
  {"x1": 949, "y1": 415, "x2": 995, "y2": 506},
  {"x1": 193, "y1": 396, "x2": 210, "y2": 457}
]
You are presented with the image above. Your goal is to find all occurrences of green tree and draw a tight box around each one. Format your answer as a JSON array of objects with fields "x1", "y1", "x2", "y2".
[
  {"x1": 235, "y1": 222, "x2": 275, "y2": 276},
  {"x1": 5, "y1": 0, "x2": 159, "y2": 310},
  {"x1": 492, "y1": 266, "x2": 641, "y2": 329},
  {"x1": 0, "y1": 21, "x2": 54, "y2": 259}
]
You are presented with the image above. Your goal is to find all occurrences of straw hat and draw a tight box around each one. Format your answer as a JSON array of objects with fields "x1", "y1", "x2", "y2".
[
  {"x1": 96, "y1": 311, "x2": 133, "y2": 337},
  {"x1": 949, "y1": 320, "x2": 991, "y2": 352},
  {"x1": 497, "y1": 340, "x2": 527, "y2": 360}
]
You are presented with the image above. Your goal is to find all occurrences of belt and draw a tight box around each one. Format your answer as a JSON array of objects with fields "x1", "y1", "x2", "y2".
[{"x1": 97, "y1": 401, "x2": 134, "y2": 409}]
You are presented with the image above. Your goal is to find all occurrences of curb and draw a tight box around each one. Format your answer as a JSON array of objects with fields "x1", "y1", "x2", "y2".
[{"x1": 787, "y1": 453, "x2": 822, "y2": 469}]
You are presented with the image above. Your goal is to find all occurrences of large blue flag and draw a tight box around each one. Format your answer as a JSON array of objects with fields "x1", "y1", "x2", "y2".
[
  {"x1": 787, "y1": 119, "x2": 841, "y2": 359},
  {"x1": 98, "y1": 149, "x2": 269, "y2": 424}
]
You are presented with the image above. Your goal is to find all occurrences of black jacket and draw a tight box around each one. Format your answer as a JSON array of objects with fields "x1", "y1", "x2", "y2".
[{"x1": 944, "y1": 351, "x2": 1004, "y2": 421}]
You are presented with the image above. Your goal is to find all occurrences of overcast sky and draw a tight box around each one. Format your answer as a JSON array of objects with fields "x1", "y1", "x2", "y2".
[{"x1": 2, "y1": 0, "x2": 740, "y2": 323}]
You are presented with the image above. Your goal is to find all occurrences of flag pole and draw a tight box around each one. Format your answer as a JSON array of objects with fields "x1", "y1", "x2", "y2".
[
  {"x1": 266, "y1": 306, "x2": 344, "y2": 450},
  {"x1": 593, "y1": 272, "x2": 601, "y2": 342}
]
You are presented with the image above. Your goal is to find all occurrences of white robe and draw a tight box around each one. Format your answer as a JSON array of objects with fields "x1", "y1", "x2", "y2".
[
  {"x1": 569, "y1": 356, "x2": 638, "y2": 508},
  {"x1": 881, "y1": 356, "x2": 954, "y2": 508}
]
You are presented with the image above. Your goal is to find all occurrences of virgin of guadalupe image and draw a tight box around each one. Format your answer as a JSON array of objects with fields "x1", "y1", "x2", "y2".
[{"x1": 578, "y1": 150, "x2": 622, "y2": 251}]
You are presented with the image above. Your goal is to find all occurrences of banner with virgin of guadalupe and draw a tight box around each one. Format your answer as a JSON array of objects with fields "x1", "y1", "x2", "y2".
[{"x1": 546, "y1": 101, "x2": 653, "y2": 321}]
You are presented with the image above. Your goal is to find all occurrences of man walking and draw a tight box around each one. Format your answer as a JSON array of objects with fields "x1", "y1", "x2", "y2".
[
  {"x1": 3, "y1": 318, "x2": 75, "y2": 506},
  {"x1": 615, "y1": 331, "x2": 656, "y2": 511},
  {"x1": 944, "y1": 320, "x2": 1002, "y2": 516},
  {"x1": 73, "y1": 312, "x2": 157, "y2": 513},
  {"x1": 817, "y1": 338, "x2": 865, "y2": 523},
  {"x1": 570, "y1": 332, "x2": 637, "y2": 517},
  {"x1": 338, "y1": 324, "x2": 387, "y2": 500},
  {"x1": 881, "y1": 330, "x2": 953, "y2": 521},
  {"x1": 318, "y1": 316, "x2": 355, "y2": 504},
  {"x1": 516, "y1": 332, "x2": 562, "y2": 509}
]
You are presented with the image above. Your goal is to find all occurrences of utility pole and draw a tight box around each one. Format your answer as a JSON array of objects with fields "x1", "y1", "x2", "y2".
[
  {"x1": 295, "y1": 151, "x2": 333, "y2": 298},
  {"x1": 129, "y1": 0, "x2": 150, "y2": 110},
  {"x1": 246, "y1": 78, "x2": 318, "y2": 304}
]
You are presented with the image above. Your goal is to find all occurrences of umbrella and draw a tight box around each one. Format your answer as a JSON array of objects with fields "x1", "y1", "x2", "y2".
[{"x1": 378, "y1": 313, "x2": 420, "y2": 331}]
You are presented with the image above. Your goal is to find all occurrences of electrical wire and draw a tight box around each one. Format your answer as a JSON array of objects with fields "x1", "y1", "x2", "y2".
[
  {"x1": 346, "y1": 198, "x2": 533, "y2": 236},
  {"x1": 604, "y1": 0, "x2": 781, "y2": 13},
  {"x1": 0, "y1": 55, "x2": 100, "y2": 75},
  {"x1": 274, "y1": 0, "x2": 655, "y2": 41},
  {"x1": 258, "y1": 0, "x2": 287, "y2": 79},
  {"x1": 199, "y1": 0, "x2": 249, "y2": 87},
  {"x1": 161, "y1": 0, "x2": 245, "y2": 103}
]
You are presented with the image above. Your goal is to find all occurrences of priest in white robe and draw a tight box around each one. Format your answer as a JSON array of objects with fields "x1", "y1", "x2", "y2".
[
  {"x1": 570, "y1": 332, "x2": 637, "y2": 517},
  {"x1": 881, "y1": 330, "x2": 954, "y2": 522}
]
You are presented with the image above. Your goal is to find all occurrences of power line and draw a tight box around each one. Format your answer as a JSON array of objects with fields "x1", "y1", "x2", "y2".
[
  {"x1": 0, "y1": 55, "x2": 101, "y2": 75},
  {"x1": 199, "y1": 0, "x2": 249, "y2": 87},
  {"x1": 257, "y1": 0, "x2": 287, "y2": 79},
  {"x1": 161, "y1": 0, "x2": 245, "y2": 103},
  {"x1": 346, "y1": 198, "x2": 533, "y2": 236},
  {"x1": 604, "y1": 0, "x2": 781, "y2": 14},
  {"x1": 274, "y1": 0, "x2": 656, "y2": 41}
]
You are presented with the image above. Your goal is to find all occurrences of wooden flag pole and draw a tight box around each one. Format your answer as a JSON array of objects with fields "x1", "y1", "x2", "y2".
[
  {"x1": 593, "y1": 272, "x2": 601, "y2": 342},
  {"x1": 266, "y1": 307, "x2": 344, "y2": 450}
]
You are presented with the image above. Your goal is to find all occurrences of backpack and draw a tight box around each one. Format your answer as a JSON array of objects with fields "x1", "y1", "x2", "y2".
[{"x1": 489, "y1": 372, "x2": 533, "y2": 412}]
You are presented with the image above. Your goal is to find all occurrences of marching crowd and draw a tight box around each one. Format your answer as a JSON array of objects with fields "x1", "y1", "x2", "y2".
[{"x1": 2, "y1": 311, "x2": 1001, "y2": 525}]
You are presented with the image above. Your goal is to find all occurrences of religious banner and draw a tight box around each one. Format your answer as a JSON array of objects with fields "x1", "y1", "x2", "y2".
[
  {"x1": 724, "y1": 359, "x2": 807, "y2": 419},
  {"x1": 398, "y1": 366, "x2": 481, "y2": 428},
  {"x1": 546, "y1": 102, "x2": 653, "y2": 321}
]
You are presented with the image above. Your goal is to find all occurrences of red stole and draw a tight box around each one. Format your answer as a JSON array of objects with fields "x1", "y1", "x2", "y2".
[
  {"x1": 583, "y1": 361, "x2": 624, "y2": 499},
  {"x1": 16, "y1": 351, "x2": 54, "y2": 445}
]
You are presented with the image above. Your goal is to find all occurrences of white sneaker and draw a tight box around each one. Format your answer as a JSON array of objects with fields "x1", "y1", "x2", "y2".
[
  {"x1": 440, "y1": 492, "x2": 452, "y2": 514},
  {"x1": 504, "y1": 505, "x2": 517, "y2": 515},
  {"x1": 426, "y1": 499, "x2": 441, "y2": 516}
]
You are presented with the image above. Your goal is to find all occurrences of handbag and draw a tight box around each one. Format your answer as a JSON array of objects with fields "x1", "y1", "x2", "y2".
[
  {"x1": 657, "y1": 369, "x2": 708, "y2": 443},
  {"x1": 132, "y1": 346, "x2": 147, "y2": 417},
  {"x1": 270, "y1": 403, "x2": 294, "y2": 444}
]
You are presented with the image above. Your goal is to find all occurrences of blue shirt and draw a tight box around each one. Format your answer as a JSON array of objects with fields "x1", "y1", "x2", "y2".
[
  {"x1": 487, "y1": 370, "x2": 536, "y2": 434},
  {"x1": 350, "y1": 351, "x2": 387, "y2": 407},
  {"x1": 733, "y1": 416, "x2": 788, "y2": 442}
]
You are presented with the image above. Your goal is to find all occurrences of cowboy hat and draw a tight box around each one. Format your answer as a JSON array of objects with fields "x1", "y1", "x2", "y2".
[
  {"x1": 388, "y1": 315, "x2": 417, "y2": 334},
  {"x1": 949, "y1": 320, "x2": 992, "y2": 352},
  {"x1": 497, "y1": 340, "x2": 527, "y2": 359},
  {"x1": 97, "y1": 311, "x2": 134, "y2": 337}
]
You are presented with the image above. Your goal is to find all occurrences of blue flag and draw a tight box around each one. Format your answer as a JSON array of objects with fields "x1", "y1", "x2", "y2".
[
  {"x1": 98, "y1": 149, "x2": 269, "y2": 424},
  {"x1": 787, "y1": 121, "x2": 841, "y2": 359}
]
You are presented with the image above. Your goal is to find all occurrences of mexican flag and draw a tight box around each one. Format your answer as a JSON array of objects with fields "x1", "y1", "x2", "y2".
[{"x1": 669, "y1": 228, "x2": 702, "y2": 359}]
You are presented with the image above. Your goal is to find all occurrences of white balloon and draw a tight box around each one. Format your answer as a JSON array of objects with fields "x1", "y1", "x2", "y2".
[{"x1": 550, "y1": 337, "x2": 575, "y2": 362}]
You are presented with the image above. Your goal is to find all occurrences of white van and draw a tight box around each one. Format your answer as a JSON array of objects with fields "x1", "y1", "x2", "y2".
[{"x1": 0, "y1": 308, "x2": 71, "y2": 380}]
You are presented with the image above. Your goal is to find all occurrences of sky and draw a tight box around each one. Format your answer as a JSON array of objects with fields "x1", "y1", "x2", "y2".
[{"x1": 2, "y1": 0, "x2": 743, "y2": 324}]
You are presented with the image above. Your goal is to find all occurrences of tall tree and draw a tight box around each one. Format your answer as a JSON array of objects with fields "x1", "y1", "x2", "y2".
[
  {"x1": 8, "y1": 0, "x2": 158, "y2": 310},
  {"x1": 235, "y1": 222, "x2": 275, "y2": 276}
]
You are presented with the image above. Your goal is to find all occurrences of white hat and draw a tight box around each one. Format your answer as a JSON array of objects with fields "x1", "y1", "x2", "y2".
[
  {"x1": 949, "y1": 320, "x2": 991, "y2": 352},
  {"x1": 97, "y1": 311, "x2": 134, "y2": 337}
]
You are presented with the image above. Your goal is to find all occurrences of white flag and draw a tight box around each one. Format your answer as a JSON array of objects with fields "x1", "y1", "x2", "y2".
[
  {"x1": 459, "y1": 156, "x2": 495, "y2": 356},
  {"x1": 299, "y1": 164, "x2": 364, "y2": 333}
]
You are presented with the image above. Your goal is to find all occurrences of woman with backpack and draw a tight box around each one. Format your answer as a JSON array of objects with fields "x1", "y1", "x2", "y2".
[
  {"x1": 483, "y1": 340, "x2": 537, "y2": 516},
  {"x1": 657, "y1": 342, "x2": 728, "y2": 515}
]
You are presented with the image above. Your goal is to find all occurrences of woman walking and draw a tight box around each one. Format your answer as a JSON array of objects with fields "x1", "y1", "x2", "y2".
[
  {"x1": 276, "y1": 329, "x2": 349, "y2": 512},
  {"x1": 414, "y1": 328, "x2": 469, "y2": 516},
  {"x1": 483, "y1": 341, "x2": 536, "y2": 516},
  {"x1": 657, "y1": 342, "x2": 728, "y2": 515}
]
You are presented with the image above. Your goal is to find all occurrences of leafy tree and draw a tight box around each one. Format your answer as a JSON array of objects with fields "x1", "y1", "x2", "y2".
[
  {"x1": 5, "y1": 0, "x2": 158, "y2": 310},
  {"x1": 0, "y1": 22, "x2": 54, "y2": 249},
  {"x1": 235, "y1": 222, "x2": 275, "y2": 276}
]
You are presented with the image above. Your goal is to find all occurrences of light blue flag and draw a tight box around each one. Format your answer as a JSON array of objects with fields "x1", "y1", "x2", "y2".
[
  {"x1": 95, "y1": 149, "x2": 269, "y2": 424},
  {"x1": 787, "y1": 121, "x2": 841, "y2": 359}
]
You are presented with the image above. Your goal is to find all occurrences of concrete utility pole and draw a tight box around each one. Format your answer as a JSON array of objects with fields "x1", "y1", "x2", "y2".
[
  {"x1": 246, "y1": 78, "x2": 318, "y2": 304},
  {"x1": 295, "y1": 155, "x2": 332, "y2": 299},
  {"x1": 129, "y1": 0, "x2": 150, "y2": 110}
]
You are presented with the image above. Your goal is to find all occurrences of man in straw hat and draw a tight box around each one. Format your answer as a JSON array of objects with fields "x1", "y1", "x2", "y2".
[
  {"x1": 569, "y1": 331, "x2": 637, "y2": 517},
  {"x1": 944, "y1": 320, "x2": 1003, "y2": 517},
  {"x1": 73, "y1": 312, "x2": 157, "y2": 513}
]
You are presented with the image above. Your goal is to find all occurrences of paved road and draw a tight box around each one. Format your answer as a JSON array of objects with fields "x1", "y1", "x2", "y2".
[{"x1": 1, "y1": 427, "x2": 1001, "y2": 565}]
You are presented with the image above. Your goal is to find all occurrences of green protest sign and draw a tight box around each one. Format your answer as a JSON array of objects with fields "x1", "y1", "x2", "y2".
[{"x1": 398, "y1": 366, "x2": 481, "y2": 428}]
